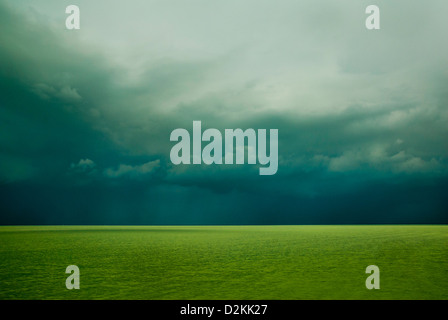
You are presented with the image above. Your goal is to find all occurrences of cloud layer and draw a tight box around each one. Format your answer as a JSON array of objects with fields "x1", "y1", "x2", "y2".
[{"x1": 0, "y1": 0, "x2": 447, "y2": 224}]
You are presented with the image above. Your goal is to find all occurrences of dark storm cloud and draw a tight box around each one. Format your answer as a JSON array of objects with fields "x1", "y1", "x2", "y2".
[{"x1": 0, "y1": 1, "x2": 447, "y2": 224}]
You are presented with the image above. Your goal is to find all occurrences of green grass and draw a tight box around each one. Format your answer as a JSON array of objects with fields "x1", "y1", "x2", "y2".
[{"x1": 0, "y1": 225, "x2": 447, "y2": 299}]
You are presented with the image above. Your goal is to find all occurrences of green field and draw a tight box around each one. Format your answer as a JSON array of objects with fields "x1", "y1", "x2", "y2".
[{"x1": 0, "y1": 225, "x2": 447, "y2": 300}]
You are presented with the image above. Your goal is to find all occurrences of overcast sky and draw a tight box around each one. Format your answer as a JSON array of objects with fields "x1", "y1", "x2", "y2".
[{"x1": 1, "y1": 0, "x2": 447, "y2": 224}]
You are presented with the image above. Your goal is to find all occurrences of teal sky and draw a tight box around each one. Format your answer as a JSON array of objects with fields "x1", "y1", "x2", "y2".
[{"x1": 1, "y1": 0, "x2": 447, "y2": 224}]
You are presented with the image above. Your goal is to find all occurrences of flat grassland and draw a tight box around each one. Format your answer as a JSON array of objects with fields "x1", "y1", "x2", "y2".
[{"x1": 0, "y1": 225, "x2": 447, "y2": 299}]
